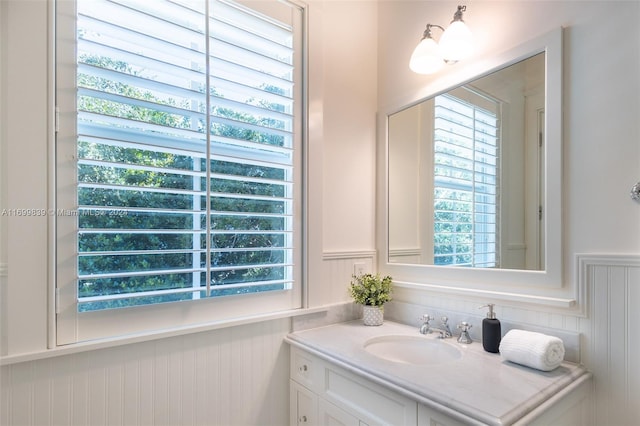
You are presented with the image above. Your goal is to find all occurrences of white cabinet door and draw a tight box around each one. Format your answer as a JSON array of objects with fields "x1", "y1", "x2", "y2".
[
  {"x1": 318, "y1": 399, "x2": 360, "y2": 426},
  {"x1": 322, "y1": 367, "x2": 417, "y2": 425},
  {"x1": 291, "y1": 380, "x2": 318, "y2": 426}
]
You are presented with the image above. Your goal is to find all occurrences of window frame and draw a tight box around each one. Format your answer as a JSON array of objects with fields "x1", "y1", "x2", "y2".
[{"x1": 55, "y1": 0, "x2": 308, "y2": 345}]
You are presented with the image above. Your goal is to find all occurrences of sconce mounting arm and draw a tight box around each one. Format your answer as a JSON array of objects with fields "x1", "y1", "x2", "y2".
[{"x1": 421, "y1": 24, "x2": 445, "y2": 40}]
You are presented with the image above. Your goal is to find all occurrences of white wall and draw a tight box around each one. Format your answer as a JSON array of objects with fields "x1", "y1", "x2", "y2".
[
  {"x1": 0, "y1": 0, "x2": 377, "y2": 424},
  {"x1": 0, "y1": 0, "x2": 8, "y2": 357},
  {"x1": 309, "y1": 0, "x2": 379, "y2": 306},
  {"x1": 0, "y1": 0, "x2": 50, "y2": 357},
  {"x1": 320, "y1": 2, "x2": 378, "y2": 253}
]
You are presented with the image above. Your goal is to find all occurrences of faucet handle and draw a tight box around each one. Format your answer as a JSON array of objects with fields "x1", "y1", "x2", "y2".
[
  {"x1": 457, "y1": 321, "x2": 472, "y2": 331},
  {"x1": 418, "y1": 314, "x2": 435, "y2": 325},
  {"x1": 457, "y1": 321, "x2": 473, "y2": 344}
]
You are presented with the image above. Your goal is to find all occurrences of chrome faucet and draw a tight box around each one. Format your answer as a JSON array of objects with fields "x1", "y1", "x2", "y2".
[
  {"x1": 419, "y1": 314, "x2": 433, "y2": 334},
  {"x1": 439, "y1": 316, "x2": 453, "y2": 337},
  {"x1": 419, "y1": 315, "x2": 452, "y2": 338}
]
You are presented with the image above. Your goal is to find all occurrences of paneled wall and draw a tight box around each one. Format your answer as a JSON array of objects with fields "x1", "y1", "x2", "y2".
[
  {"x1": 580, "y1": 256, "x2": 639, "y2": 426},
  {"x1": 1, "y1": 319, "x2": 291, "y2": 426},
  {"x1": 2, "y1": 254, "x2": 637, "y2": 426}
]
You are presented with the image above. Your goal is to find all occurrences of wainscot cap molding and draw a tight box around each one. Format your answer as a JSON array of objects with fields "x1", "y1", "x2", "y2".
[{"x1": 323, "y1": 250, "x2": 377, "y2": 261}]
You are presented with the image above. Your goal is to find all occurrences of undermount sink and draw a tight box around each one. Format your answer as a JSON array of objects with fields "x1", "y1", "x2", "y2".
[{"x1": 363, "y1": 335, "x2": 463, "y2": 365}]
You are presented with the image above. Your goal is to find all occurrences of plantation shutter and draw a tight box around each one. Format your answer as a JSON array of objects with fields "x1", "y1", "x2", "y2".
[
  {"x1": 432, "y1": 91, "x2": 499, "y2": 267},
  {"x1": 56, "y1": 0, "x2": 304, "y2": 343}
]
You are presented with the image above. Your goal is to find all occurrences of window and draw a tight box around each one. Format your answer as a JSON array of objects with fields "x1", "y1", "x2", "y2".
[
  {"x1": 56, "y1": 0, "x2": 305, "y2": 344},
  {"x1": 432, "y1": 90, "x2": 499, "y2": 267}
]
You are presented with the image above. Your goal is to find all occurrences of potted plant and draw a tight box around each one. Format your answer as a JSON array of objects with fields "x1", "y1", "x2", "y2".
[{"x1": 349, "y1": 273, "x2": 393, "y2": 326}]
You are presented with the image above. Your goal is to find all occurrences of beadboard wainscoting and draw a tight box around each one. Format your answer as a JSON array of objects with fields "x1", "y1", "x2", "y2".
[
  {"x1": 1, "y1": 254, "x2": 637, "y2": 426},
  {"x1": 579, "y1": 255, "x2": 639, "y2": 426},
  {"x1": 0, "y1": 318, "x2": 291, "y2": 426}
]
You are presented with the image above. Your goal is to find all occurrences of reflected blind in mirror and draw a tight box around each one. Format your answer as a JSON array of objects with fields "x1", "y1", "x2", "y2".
[{"x1": 433, "y1": 90, "x2": 500, "y2": 267}]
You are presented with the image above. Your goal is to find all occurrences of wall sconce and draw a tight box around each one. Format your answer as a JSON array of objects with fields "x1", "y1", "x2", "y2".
[{"x1": 409, "y1": 5, "x2": 473, "y2": 74}]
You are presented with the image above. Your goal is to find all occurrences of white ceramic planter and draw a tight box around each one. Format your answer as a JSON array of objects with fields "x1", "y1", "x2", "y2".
[{"x1": 362, "y1": 305, "x2": 384, "y2": 326}]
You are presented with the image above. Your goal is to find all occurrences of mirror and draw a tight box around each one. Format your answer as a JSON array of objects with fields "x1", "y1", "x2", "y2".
[
  {"x1": 389, "y1": 53, "x2": 545, "y2": 270},
  {"x1": 380, "y1": 28, "x2": 564, "y2": 295}
]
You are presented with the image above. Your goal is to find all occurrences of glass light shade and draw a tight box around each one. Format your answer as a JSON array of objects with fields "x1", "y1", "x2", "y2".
[
  {"x1": 438, "y1": 20, "x2": 473, "y2": 62},
  {"x1": 409, "y1": 37, "x2": 444, "y2": 74}
]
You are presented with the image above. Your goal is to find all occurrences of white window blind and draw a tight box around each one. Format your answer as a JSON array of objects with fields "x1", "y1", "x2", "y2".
[
  {"x1": 433, "y1": 91, "x2": 499, "y2": 267},
  {"x1": 56, "y1": 0, "x2": 304, "y2": 343}
]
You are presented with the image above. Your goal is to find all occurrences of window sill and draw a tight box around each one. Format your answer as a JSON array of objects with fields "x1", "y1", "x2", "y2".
[{"x1": 0, "y1": 306, "x2": 330, "y2": 366}]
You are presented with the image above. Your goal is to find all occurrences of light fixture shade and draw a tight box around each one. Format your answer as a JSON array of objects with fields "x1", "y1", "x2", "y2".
[
  {"x1": 409, "y1": 36, "x2": 444, "y2": 74},
  {"x1": 439, "y1": 20, "x2": 473, "y2": 62}
]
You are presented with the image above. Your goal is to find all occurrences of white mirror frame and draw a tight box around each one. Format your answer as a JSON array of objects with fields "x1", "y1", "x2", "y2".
[{"x1": 377, "y1": 28, "x2": 577, "y2": 309}]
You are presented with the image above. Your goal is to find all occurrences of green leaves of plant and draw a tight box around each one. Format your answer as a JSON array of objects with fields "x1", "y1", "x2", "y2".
[{"x1": 348, "y1": 273, "x2": 393, "y2": 307}]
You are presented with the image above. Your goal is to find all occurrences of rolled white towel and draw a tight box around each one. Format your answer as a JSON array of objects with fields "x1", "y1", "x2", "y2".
[{"x1": 499, "y1": 329, "x2": 565, "y2": 372}]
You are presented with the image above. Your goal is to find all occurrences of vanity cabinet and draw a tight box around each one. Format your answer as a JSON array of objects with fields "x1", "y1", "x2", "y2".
[{"x1": 287, "y1": 321, "x2": 593, "y2": 426}]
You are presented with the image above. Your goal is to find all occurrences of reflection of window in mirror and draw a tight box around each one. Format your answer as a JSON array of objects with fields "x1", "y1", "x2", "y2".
[{"x1": 432, "y1": 89, "x2": 499, "y2": 268}]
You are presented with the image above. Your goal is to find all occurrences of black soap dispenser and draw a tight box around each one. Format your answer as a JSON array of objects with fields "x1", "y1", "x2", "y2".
[{"x1": 480, "y1": 304, "x2": 501, "y2": 353}]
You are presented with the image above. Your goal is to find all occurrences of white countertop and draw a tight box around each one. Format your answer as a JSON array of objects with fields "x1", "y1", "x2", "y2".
[{"x1": 285, "y1": 320, "x2": 590, "y2": 426}]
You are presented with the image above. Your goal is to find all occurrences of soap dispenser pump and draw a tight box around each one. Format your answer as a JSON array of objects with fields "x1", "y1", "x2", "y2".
[{"x1": 480, "y1": 304, "x2": 501, "y2": 353}]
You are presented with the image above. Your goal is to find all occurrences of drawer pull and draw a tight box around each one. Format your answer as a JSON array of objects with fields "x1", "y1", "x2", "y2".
[
  {"x1": 299, "y1": 415, "x2": 308, "y2": 423},
  {"x1": 299, "y1": 364, "x2": 308, "y2": 372}
]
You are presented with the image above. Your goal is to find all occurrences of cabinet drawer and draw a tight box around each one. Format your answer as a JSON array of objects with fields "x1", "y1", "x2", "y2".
[{"x1": 291, "y1": 347, "x2": 322, "y2": 392}]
